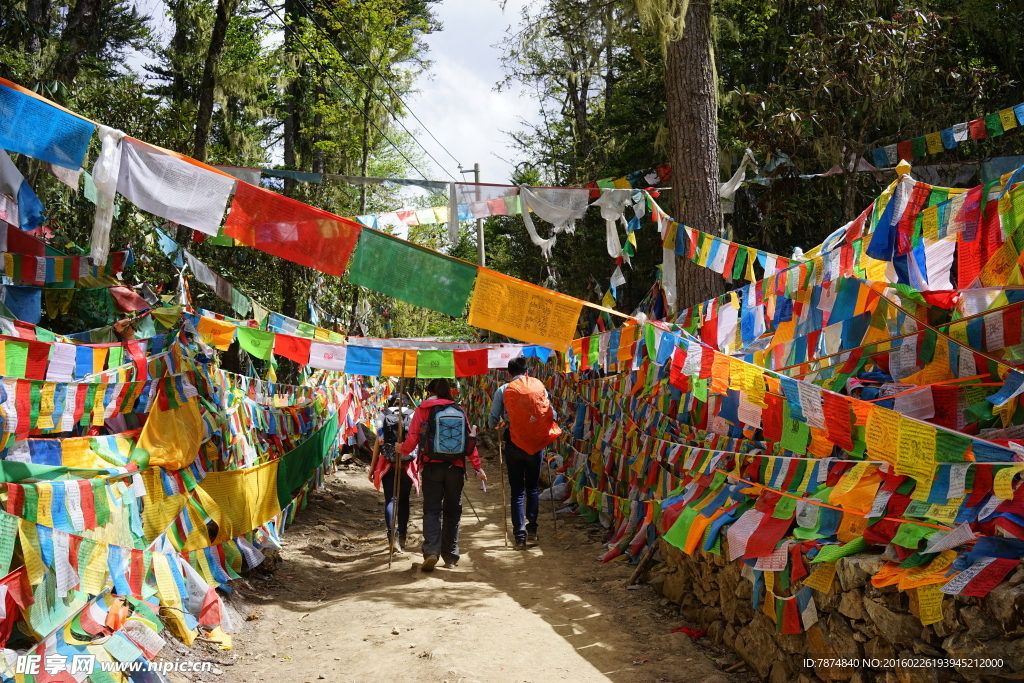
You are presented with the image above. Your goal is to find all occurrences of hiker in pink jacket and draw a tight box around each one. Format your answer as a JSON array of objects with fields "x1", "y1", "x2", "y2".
[{"x1": 401, "y1": 378, "x2": 486, "y2": 571}]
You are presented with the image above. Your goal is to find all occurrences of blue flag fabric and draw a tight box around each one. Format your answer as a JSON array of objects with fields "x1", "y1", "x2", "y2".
[{"x1": 0, "y1": 84, "x2": 95, "y2": 169}]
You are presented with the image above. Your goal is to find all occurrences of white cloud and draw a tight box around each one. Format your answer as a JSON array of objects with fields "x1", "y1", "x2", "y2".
[{"x1": 404, "y1": 0, "x2": 539, "y2": 185}]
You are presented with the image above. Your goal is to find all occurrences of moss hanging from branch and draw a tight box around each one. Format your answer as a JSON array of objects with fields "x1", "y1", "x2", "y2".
[{"x1": 634, "y1": 0, "x2": 691, "y2": 48}]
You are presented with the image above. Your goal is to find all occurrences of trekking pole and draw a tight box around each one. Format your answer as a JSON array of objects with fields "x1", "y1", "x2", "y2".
[
  {"x1": 548, "y1": 451, "x2": 558, "y2": 535},
  {"x1": 497, "y1": 425, "x2": 509, "y2": 548},
  {"x1": 462, "y1": 486, "x2": 482, "y2": 523},
  {"x1": 388, "y1": 371, "x2": 407, "y2": 569}
]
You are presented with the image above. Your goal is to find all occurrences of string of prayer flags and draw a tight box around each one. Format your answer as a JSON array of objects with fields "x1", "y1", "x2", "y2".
[{"x1": 869, "y1": 103, "x2": 1024, "y2": 166}]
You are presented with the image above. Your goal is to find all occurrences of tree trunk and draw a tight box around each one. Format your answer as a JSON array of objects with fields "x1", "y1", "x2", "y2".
[
  {"x1": 51, "y1": 0, "x2": 101, "y2": 83},
  {"x1": 193, "y1": 0, "x2": 240, "y2": 162},
  {"x1": 25, "y1": 0, "x2": 50, "y2": 55},
  {"x1": 665, "y1": 0, "x2": 725, "y2": 312},
  {"x1": 358, "y1": 81, "x2": 374, "y2": 214}
]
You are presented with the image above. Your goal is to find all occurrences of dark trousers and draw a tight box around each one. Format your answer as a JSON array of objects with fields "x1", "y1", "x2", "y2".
[
  {"x1": 421, "y1": 462, "x2": 465, "y2": 562},
  {"x1": 382, "y1": 466, "x2": 412, "y2": 540},
  {"x1": 505, "y1": 443, "x2": 541, "y2": 541}
]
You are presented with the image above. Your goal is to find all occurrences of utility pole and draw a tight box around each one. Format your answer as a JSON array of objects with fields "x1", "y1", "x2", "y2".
[
  {"x1": 473, "y1": 163, "x2": 485, "y2": 267},
  {"x1": 460, "y1": 163, "x2": 486, "y2": 267}
]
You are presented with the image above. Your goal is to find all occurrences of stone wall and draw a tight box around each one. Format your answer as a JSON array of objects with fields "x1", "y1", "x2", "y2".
[{"x1": 651, "y1": 540, "x2": 1024, "y2": 683}]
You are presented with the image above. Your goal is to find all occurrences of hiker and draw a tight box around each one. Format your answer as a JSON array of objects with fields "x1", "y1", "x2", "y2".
[
  {"x1": 368, "y1": 395, "x2": 417, "y2": 555},
  {"x1": 401, "y1": 378, "x2": 486, "y2": 571},
  {"x1": 487, "y1": 357, "x2": 562, "y2": 550}
]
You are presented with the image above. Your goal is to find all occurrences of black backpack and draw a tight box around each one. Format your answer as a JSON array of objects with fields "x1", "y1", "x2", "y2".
[{"x1": 380, "y1": 408, "x2": 413, "y2": 463}]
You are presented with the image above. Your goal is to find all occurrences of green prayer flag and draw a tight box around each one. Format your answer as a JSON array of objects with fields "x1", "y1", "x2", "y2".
[
  {"x1": 662, "y1": 505, "x2": 700, "y2": 550},
  {"x1": 891, "y1": 521, "x2": 938, "y2": 549},
  {"x1": 936, "y1": 431, "x2": 971, "y2": 463},
  {"x1": 772, "y1": 495, "x2": 797, "y2": 520},
  {"x1": 986, "y1": 112, "x2": 1004, "y2": 137},
  {"x1": 4, "y1": 340, "x2": 27, "y2": 378},
  {"x1": 416, "y1": 350, "x2": 455, "y2": 378},
  {"x1": 230, "y1": 287, "x2": 251, "y2": 317},
  {"x1": 107, "y1": 345, "x2": 124, "y2": 369},
  {"x1": 296, "y1": 322, "x2": 316, "y2": 339},
  {"x1": 911, "y1": 136, "x2": 927, "y2": 158},
  {"x1": 237, "y1": 327, "x2": 275, "y2": 360},
  {"x1": 811, "y1": 537, "x2": 868, "y2": 563},
  {"x1": 349, "y1": 229, "x2": 478, "y2": 318}
]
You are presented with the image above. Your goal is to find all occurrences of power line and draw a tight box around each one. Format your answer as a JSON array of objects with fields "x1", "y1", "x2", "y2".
[
  {"x1": 290, "y1": 0, "x2": 459, "y2": 181},
  {"x1": 258, "y1": 0, "x2": 434, "y2": 182},
  {"x1": 316, "y1": 1, "x2": 463, "y2": 169}
]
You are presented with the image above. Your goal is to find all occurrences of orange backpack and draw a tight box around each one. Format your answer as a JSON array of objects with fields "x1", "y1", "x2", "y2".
[{"x1": 504, "y1": 375, "x2": 562, "y2": 454}]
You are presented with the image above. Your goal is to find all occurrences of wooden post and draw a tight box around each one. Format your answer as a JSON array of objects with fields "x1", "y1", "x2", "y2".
[
  {"x1": 498, "y1": 426, "x2": 509, "y2": 548},
  {"x1": 388, "y1": 364, "x2": 407, "y2": 568}
]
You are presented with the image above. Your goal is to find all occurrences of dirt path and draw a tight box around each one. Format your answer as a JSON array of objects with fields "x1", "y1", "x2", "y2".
[{"x1": 189, "y1": 451, "x2": 752, "y2": 683}]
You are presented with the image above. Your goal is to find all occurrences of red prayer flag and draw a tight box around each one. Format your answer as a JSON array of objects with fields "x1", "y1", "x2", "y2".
[
  {"x1": 896, "y1": 140, "x2": 914, "y2": 160},
  {"x1": 454, "y1": 349, "x2": 487, "y2": 377},
  {"x1": 968, "y1": 118, "x2": 988, "y2": 140},
  {"x1": 223, "y1": 181, "x2": 362, "y2": 277},
  {"x1": 109, "y1": 286, "x2": 149, "y2": 312},
  {"x1": 273, "y1": 334, "x2": 312, "y2": 364},
  {"x1": 781, "y1": 597, "x2": 803, "y2": 634}
]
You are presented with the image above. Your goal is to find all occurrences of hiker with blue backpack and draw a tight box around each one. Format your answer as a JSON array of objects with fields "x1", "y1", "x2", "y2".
[{"x1": 400, "y1": 378, "x2": 487, "y2": 571}]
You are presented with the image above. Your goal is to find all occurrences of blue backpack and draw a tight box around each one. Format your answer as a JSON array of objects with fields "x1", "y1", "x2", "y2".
[{"x1": 422, "y1": 404, "x2": 469, "y2": 460}]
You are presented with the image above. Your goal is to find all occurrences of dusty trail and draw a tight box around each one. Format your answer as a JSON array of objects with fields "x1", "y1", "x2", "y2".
[{"x1": 192, "y1": 450, "x2": 750, "y2": 683}]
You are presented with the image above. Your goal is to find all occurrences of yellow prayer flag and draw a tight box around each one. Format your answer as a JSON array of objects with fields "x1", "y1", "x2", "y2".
[
  {"x1": 381, "y1": 348, "x2": 417, "y2": 377},
  {"x1": 36, "y1": 484, "x2": 53, "y2": 528},
  {"x1": 999, "y1": 108, "x2": 1018, "y2": 132},
  {"x1": 136, "y1": 396, "x2": 202, "y2": 471},
  {"x1": 613, "y1": 177, "x2": 631, "y2": 189},
  {"x1": 601, "y1": 289, "x2": 616, "y2": 309},
  {"x1": 196, "y1": 317, "x2": 236, "y2": 350},
  {"x1": 993, "y1": 464, "x2": 1024, "y2": 500},
  {"x1": 92, "y1": 348, "x2": 108, "y2": 375},
  {"x1": 925, "y1": 132, "x2": 943, "y2": 155},
  {"x1": 467, "y1": 269, "x2": 583, "y2": 352},
  {"x1": 745, "y1": 247, "x2": 757, "y2": 282},
  {"x1": 18, "y1": 519, "x2": 45, "y2": 585},
  {"x1": 617, "y1": 325, "x2": 636, "y2": 362},
  {"x1": 313, "y1": 327, "x2": 330, "y2": 341}
]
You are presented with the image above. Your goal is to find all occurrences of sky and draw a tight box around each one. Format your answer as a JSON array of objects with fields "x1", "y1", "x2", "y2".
[
  {"x1": 404, "y1": 0, "x2": 539, "y2": 185},
  {"x1": 127, "y1": 0, "x2": 539, "y2": 186}
]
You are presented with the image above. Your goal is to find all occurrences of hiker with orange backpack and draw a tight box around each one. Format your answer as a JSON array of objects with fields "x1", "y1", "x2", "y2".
[
  {"x1": 401, "y1": 378, "x2": 486, "y2": 571},
  {"x1": 487, "y1": 357, "x2": 562, "y2": 550}
]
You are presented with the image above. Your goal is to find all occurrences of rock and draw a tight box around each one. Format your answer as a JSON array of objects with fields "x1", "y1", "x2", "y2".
[
  {"x1": 983, "y1": 580, "x2": 1024, "y2": 637},
  {"x1": 960, "y1": 605, "x2": 1001, "y2": 641},
  {"x1": 391, "y1": 627, "x2": 400, "y2": 635},
  {"x1": 838, "y1": 589, "x2": 866, "y2": 621},
  {"x1": 734, "y1": 617, "x2": 781, "y2": 679},
  {"x1": 769, "y1": 660, "x2": 794, "y2": 683},
  {"x1": 862, "y1": 597, "x2": 922, "y2": 647},
  {"x1": 836, "y1": 554, "x2": 886, "y2": 592},
  {"x1": 863, "y1": 636, "x2": 895, "y2": 663},
  {"x1": 805, "y1": 624, "x2": 855, "y2": 682},
  {"x1": 724, "y1": 623, "x2": 737, "y2": 650},
  {"x1": 707, "y1": 620, "x2": 726, "y2": 645},
  {"x1": 893, "y1": 650, "x2": 938, "y2": 683}
]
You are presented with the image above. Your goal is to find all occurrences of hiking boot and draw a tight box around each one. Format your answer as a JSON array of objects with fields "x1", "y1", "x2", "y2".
[
  {"x1": 422, "y1": 555, "x2": 439, "y2": 572},
  {"x1": 514, "y1": 538, "x2": 527, "y2": 551},
  {"x1": 526, "y1": 530, "x2": 538, "y2": 542},
  {"x1": 443, "y1": 559, "x2": 458, "y2": 569},
  {"x1": 390, "y1": 537, "x2": 405, "y2": 556}
]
